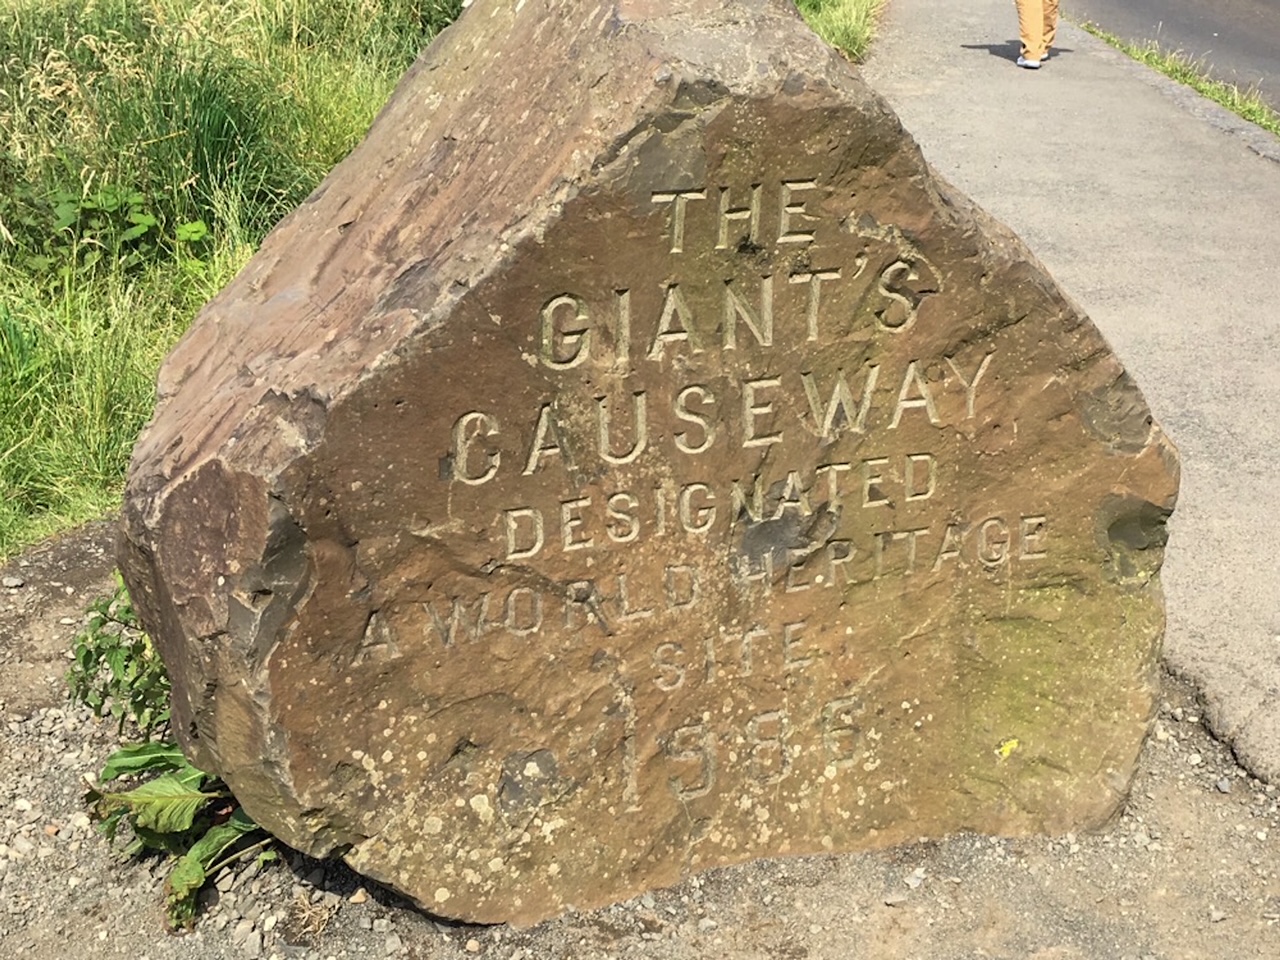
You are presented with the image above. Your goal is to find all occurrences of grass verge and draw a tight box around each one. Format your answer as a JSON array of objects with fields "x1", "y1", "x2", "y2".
[
  {"x1": 1082, "y1": 24, "x2": 1280, "y2": 139},
  {"x1": 798, "y1": 0, "x2": 887, "y2": 62},
  {"x1": 0, "y1": 0, "x2": 460, "y2": 558}
]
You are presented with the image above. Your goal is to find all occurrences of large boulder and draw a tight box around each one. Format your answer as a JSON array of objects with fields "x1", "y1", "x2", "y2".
[{"x1": 120, "y1": 0, "x2": 1179, "y2": 925}]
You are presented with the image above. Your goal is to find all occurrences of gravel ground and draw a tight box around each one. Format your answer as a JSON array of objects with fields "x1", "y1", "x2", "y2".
[{"x1": 1, "y1": 525, "x2": 1277, "y2": 959}]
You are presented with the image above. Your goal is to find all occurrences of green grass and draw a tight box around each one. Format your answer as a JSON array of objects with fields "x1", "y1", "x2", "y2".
[
  {"x1": 0, "y1": 0, "x2": 883, "y2": 561},
  {"x1": 798, "y1": 0, "x2": 886, "y2": 62},
  {"x1": 1083, "y1": 24, "x2": 1280, "y2": 139},
  {"x1": 0, "y1": 0, "x2": 461, "y2": 558}
]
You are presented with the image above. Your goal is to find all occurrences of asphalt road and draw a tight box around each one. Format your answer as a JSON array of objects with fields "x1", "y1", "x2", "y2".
[{"x1": 1068, "y1": 0, "x2": 1280, "y2": 108}]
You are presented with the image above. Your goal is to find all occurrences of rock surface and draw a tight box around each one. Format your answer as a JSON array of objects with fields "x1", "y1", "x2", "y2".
[{"x1": 119, "y1": 0, "x2": 1179, "y2": 925}]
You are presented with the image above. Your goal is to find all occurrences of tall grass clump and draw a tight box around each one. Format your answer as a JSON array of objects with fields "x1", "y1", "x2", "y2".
[
  {"x1": 797, "y1": 0, "x2": 886, "y2": 61},
  {"x1": 0, "y1": 0, "x2": 462, "y2": 557}
]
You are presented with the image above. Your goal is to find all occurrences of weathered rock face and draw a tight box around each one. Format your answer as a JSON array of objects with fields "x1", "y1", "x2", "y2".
[{"x1": 119, "y1": 0, "x2": 1179, "y2": 926}]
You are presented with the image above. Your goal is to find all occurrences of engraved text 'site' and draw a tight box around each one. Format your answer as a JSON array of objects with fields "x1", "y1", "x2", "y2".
[{"x1": 119, "y1": 0, "x2": 1179, "y2": 925}]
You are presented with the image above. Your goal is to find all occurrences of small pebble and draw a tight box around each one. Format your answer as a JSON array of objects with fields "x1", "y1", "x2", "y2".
[
  {"x1": 349, "y1": 886, "x2": 369, "y2": 904},
  {"x1": 465, "y1": 939, "x2": 481, "y2": 953},
  {"x1": 384, "y1": 932, "x2": 404, "y2": 955},
  {"x1": 1209, "y1": 907, "x2": 1227, "y2": 923},
  {"x1": 2, "y1": 576, "x2": 24, "y2": 588},
  {"x1": 1216, "y1": 778, "x2": 1232, "y2": 794}
]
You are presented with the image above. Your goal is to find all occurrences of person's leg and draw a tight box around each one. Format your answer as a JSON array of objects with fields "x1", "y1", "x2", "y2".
[
  {"x1": 1043, "y1": 0, "x2": 1059, "y2": 55},
  {"x1": 1015, "y1": 0, "x2": 1048, "y2": 63}
]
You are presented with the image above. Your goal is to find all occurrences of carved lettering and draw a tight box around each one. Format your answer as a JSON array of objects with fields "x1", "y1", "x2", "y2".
[
  {"x1": 946, "y1": 351, "x2": 995, "y2": 419},
  {"x1": 978, "y1": 518, "x2": 1010, "y2": 567},
  {"x1": 816, "y1": 462, "x2": 852, "y2": 504},
  {"x1": 540, "y1": 294, "x2": 591, "y2": 369},
  {"x1": 742, "y1": 377, "x2": 783, "y2": 448},
  {"x1": 731, "y1": 477, "x2": 765, "y2": 524},
  {"x1": 738, "y1": 627, "x2": 762, "y2": 678},
  {"x1": 564, "y1": 580, "x2": 599, "y2": 631},
  {"x1": 746, "y1": 710, "x2": 791, "y2": 785},
  {"x1": 826, "y1": 540, "x2": 855, "y2": 585},
  {"x1": 597, "y1": 391, "x2": 648, "y2": 465},
  {"x1": 790, "y1": 268, "x2": 843, "y2": 341},
  {"x1": 450, "y1": 411, "x2": 501, "y2": 485},
  {"x1": 653, "y1": 642, "x2": 687, "y2": 691},
  {"x1": 606, "y1": 492, "x2": 640, "y2": 543},
  {"x1": 716, "y1": 184, "x2": 762, "y2": 250},
  {"x1": 651, "y1": 188, "x2": 707, "y2": 253},
  {"x1": 876, "y1": 259, "x2": 924, "y2": 331},
  {"x1": 821, "y1": 696, "x2": 864, "y2": 768},
  {"x1": 504, "y1": 587, "x2": 543, "y2": 636},
  {"x1": 723, "y1": 276, "x2": 773, "y2": 349},
  {"x1": 904, "y1": 453, "x2": 936, "y2": 501},
  {"x1": 678, "y1": 483, "x2": 715, "y2": 535},
  {"x1": 648, "y1": 284, "x2": 697, "y2": 360},
  {"x1": 933, "y1": 523, "x2": 963, "y2": 572},
  {"x1": 782, "y1": 621, "x2": 813, "y2": 671},
  {"x1": 771, "y1": 471, "x2": 813, "y2": 519},
  {"x1": 663, "y1": 564, "x2": 700, "y2": 610},
  {"x1": 523, "y1": 403, "x2": 565, "y2": 475},
  {"x1": 802, "y1": 366, "x2": 878, "y2": 438},
  {"x1": 894, "y1": 527, "x2": 930, "y2": 575},
  {"x1": 1020, "y1": 515, "x2": 1048, "y2": 558},
  {"x1": 561, "y1": 497, "x2": 593, "y2": 551},
  {"x1": 666, "y1": 721, "x2": 715, "y2": 800},
  {"x1": 784, "y1": 547, "x2": 813, "y2": 593},
  {"x1": 426, "y1": 596, "x2": 479, "y2": 648},
  {"x1": 889, "y1": 360, "x2": 941, "y2": 429},
  {"x1": 673, "y1": 385, "x2": 716, "y2": 455},
  {"x1": 617, "y1": 573, "x2": 654, "y2": 621},
  {"x1": 504, "y1": 508, "x2": 544, "y2": 560},
  {"x1": 777, "y1": 180, "x2": 818, "y2": 244},
  {"x1": 862, "y1": 458, "x2": 890, "y2": 508}
]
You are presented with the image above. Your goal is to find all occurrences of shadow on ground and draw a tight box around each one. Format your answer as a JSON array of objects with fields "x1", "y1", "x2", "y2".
[{"x1": 961, "y1": 40, "x2": 1075, "y2": 62}]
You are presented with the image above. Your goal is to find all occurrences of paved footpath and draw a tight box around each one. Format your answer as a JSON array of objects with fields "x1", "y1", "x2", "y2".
[{"x1": 862, "y1": 0, "x2": 1280, "y2": 781}]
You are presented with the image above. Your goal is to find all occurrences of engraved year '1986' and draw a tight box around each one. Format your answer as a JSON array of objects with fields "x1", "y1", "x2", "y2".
[
  {"x1": 603, "y1": 617, "x2": 866, "y2": 811},
  {"x1": 607, "y1": 683, "x2": 869, "y2": 811}
]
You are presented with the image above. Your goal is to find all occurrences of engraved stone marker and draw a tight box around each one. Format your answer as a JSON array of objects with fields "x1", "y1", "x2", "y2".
[{"x1": 120, "y1": 0, "x2": 1179, "y2": 926}]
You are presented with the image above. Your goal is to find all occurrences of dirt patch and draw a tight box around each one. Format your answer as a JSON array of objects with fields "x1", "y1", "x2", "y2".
[
  {"x1": 0, "y1": 520, "x2": 118, "y2": 716},
  {"x1": 0, "y1": 525, "x2": 1276, "y2": 958}
]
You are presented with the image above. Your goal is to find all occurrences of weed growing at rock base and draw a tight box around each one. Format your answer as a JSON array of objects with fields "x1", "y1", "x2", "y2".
[{"x1": 68, "y1": 577, "x2": 276, "y2": 928}]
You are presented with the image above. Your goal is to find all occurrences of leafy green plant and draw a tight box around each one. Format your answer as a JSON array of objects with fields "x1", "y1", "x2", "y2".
[
  {"x1": 70, "y1": 579, "x2": 278, "y2": 929},
  {"x1": 68, "y1": 574, "x2": 171, "y2": 736},
  {"x1": 87, "y1": 741, "x2": 274, "y2": 929}
]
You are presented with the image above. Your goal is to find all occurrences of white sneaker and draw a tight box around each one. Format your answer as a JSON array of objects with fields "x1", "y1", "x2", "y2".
[{"x1": 1017, "y1": 56, "x2": 1042, "y2": 69}]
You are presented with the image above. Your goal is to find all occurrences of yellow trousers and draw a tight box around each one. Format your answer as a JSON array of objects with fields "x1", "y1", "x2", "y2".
[{"x1": 1016, "y1": 0, "x2": 1059, "y2": 61}]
